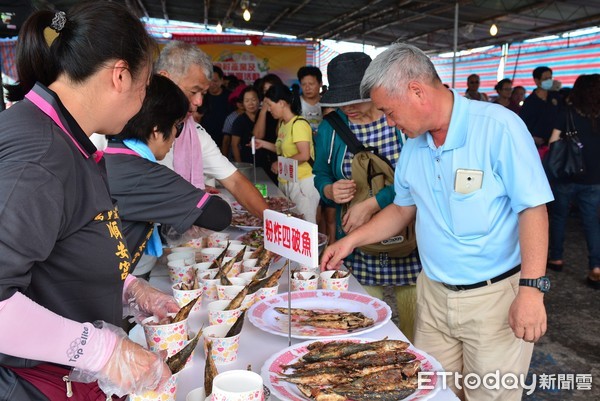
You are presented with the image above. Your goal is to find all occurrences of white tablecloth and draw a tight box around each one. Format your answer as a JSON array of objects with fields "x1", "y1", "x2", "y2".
[{"x1": 142, "y1": 170, "x2": 459, "y2": 400}]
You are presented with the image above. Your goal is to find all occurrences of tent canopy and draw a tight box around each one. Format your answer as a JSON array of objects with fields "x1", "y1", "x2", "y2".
[{"x1": 32, "y1": 0, "x2": 600, "y2": 53}]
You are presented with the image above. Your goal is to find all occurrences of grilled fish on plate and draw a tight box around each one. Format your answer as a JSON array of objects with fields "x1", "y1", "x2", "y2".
[{"x1": 261, "y1": 338, "x2": 444, "y2": 401}]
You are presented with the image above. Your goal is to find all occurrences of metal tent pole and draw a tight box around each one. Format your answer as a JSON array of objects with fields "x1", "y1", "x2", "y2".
[{"x1": 452, "y1": 1, "x2": 459, "y2": 88}]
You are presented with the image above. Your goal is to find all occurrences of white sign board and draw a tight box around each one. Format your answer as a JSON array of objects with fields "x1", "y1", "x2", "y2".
[
  {"x1": 277, "y1": 156, "x2": 298, "y2": 183},
  {"x1": 263, "y1": 209, "x2": 318, "y2": 268}
]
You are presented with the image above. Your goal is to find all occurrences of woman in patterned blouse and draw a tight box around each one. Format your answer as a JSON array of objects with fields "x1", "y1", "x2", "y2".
[{"x1": 313, "y1": 52, "x2": 422, "y2": 342}]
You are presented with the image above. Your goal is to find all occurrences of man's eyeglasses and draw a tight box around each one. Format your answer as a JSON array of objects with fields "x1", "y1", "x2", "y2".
[{"x1": 175, "y1": 121, "x2": 184, "y2": 138}]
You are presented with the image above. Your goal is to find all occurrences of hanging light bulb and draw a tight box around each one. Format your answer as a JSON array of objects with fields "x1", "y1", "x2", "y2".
[
  {"x1": 216, "y1": 22, "x2": 223, "y2": 33},
  {"x1": 490, "y1": 23, "x2": 498, "y2": 36},
  {"x1": 243, "y1": 8, "x2": 251, "y2": 22},
  {"x1": 245, "y1": 38, "x2": 252, "y2": 46}
]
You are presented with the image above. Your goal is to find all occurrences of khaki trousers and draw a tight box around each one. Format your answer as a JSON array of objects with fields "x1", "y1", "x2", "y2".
[
  {"x1": 364, "y1": 284, "x2": 416, "y2": 343},
  {"x1": 415, "y1": 272, "x2": 534, "y2": 401}
]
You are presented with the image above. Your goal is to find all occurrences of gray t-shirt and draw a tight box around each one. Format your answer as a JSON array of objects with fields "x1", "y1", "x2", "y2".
[{"x1": 300, "y1": 97, "x2": 323, "y2": 134}]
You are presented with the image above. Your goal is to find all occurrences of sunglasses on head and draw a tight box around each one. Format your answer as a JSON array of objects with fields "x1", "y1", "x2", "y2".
[{"x1": 175, "y1": 121, "x2": 184, "y2": 138}]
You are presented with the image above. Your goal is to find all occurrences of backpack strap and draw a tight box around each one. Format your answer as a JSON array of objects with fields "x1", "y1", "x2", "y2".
[
  {"x1": 324, "y1": 111, "x2": 365, "y2": 155},
  {"x1": 324, "y1": 111, "x2": 396, "y2": 169}
]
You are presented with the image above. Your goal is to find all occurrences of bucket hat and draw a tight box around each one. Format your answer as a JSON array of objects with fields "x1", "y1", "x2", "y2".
[{"x1": 320, "y1": 52, "x2": 372, "y2": 107}]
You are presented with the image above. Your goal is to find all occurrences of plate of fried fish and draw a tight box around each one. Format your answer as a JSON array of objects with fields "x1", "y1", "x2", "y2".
[
  {"x1": 261, "y1": 337, "x2": 443, "y2": 401},
  {"x1": 248, "y1": 290, "x2": 392, "y2": 339}
]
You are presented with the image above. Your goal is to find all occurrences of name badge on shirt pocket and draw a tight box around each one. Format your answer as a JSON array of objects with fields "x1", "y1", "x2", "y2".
[{"x1": 449, "y1": 190, "x2": 490, "y2": 237}]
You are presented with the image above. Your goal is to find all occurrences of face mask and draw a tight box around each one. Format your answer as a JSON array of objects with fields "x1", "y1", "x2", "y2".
[{"x1": 540, "y1": 79, "x2": 553, "y2": 91}]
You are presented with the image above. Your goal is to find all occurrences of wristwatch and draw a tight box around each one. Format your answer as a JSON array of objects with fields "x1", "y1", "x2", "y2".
[{"x1": 519, "y1": 276, "x2": 551, "y2": 293}]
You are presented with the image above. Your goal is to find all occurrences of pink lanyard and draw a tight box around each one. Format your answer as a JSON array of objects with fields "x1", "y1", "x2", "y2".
[
  {"x1": 25, "y1": 89, "x2": 103, "y2": 163},
  {"x1": 103, "y1": 147, "x2": 141, "y2": 157}
]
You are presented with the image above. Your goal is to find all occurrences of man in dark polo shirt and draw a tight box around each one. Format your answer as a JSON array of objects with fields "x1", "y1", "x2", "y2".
[
  {"x1": 201, "y1": 66, "x2": 233, "y2": 150},
  {"x1": 519, "y1": 66, "x2": 563, "y2": 147}
]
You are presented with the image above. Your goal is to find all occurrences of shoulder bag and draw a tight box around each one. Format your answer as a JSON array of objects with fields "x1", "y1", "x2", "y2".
[
  {"x1": 544, "y1": 108, "x2": 585, "y2": 180},
  {"x1": 324, "y1": 112, "x2": 416, "y2": 258}
]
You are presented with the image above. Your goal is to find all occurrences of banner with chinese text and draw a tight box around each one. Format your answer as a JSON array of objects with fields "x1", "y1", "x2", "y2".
[
  {"x1": 263, "y1": 210, "x2": 318, "y2": 268},
  {"x1": 199, "y1": 44, "x2": 306, "y2": 85}
]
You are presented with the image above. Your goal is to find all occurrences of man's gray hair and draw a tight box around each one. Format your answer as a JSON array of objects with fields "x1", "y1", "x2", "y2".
[
  {"x1": 154, "y1": 41, "x2": 213, "y2": 81},
  {"x1": 360, "y1": 43, "x2": 441, "y2": 99}
]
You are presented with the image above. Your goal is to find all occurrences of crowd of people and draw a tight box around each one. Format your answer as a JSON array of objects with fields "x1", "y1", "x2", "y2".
[
  {"x1": 0, "y1": 2, "x2": 598, "y2": 401},
  {"x1": 463, "y1": 67, "x2": 600, "y2": 290}
]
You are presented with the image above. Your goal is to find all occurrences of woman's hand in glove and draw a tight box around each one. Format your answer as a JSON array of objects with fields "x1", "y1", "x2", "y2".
[
  {"x1": 70, "y1": 322, "x2": 171, "y2": 397},
  {"x1": 124, "y1": 277, "x2": 180, "y2": 323}
]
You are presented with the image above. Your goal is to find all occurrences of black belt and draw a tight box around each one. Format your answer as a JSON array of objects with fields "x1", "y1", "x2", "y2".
[{"x1": 442, "y1": 265, "x2": 521, "y2": 291}]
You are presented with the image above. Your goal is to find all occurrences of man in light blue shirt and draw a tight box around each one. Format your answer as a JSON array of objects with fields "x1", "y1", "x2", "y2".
[{"x1": 321, "y1": 44, "x2": 553, "y2": 401}]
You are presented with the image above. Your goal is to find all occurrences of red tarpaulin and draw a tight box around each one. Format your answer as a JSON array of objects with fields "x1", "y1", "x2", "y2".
[{"x1": 171, "y1": 33, "x2": 263, "y2": 46}]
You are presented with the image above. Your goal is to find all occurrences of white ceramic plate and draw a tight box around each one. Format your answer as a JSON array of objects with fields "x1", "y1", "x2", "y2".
[
  {"x1": 247, "y1": 290, "x2": 392, "y2": 339},
  {"x1": 261, "y1": 337, "x2": 443, "y2": 401}
]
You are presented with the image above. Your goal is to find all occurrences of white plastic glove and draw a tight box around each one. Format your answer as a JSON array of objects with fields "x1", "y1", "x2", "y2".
[
  {"x1": 124, "y1": 277, "x2": 180, "y2": 323},
  {"x1": 69, "y1": 321, "x2": 171, "y2": 397}
]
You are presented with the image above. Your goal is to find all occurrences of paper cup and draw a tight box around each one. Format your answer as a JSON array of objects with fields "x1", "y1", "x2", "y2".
[
  {"x1": 203, "y1": 323, "x2": 241, "y2": 364},
  {"x1": 167, "y1": 261, "x2": 195, "y2": 285},
  {"x1": 172, "y1": 283, "x2": 203, "y2": 313},
  {"x1": 226, "y1": 244, "x2": 246, "y2": 258},
  {"x1": 192, "y1": 262, "x2": 214, "y2": 275},
  {"x1": 142, "y1": 314, "x2": 188, "y2": 357},
  {"x1": 217, "y1": 284, "x2": 245, "y2": 301},
  {"x1": 186, "y1": 387, "x2": 206, "y2": 401},
  {"x1": 208, "y1": 232, "x2": 230, "y2": 248},
  {"x1": 257, "y1": 284, "x2": 279, "y2": 301},
  {"x1": 200, "y1": 248, "x2": 224, "y2": 263},
  {"x1": 237, "y1": 271, "x2": 258, "y2": 282},
  {"x1": 242, "y1": 259, "x2": 259, "y2": 273},
  {"x1": 171, "y1": 247, "x2": 194, "y2": 253},
  {"x1": 221, "y1": 257, "x2": 243, "y2": 277},
  {"x1": 130, "y1": 373, "x2": 178, "y2": 401},
  {"x1": 228, "y1": 240, "x2": 243, "y2": 246},
  {"x1": 201, "y1": 274, "x2": 220, "y2": 302},
  {"x1": 291, "y1": 271, "x2": 319, "y2": 291},
  {"x1": 185, "y1": 236, "x2": 206, "y2": 248},
  {"x1": 243, "y1": 251, "x2": 254, "y2": 260},
  {"x1": 320, "y1": 270, "x2": 350, "y2": 291},
  {"x1": 212, "y1": 370, "x2": 263, "y2": 401},
  {"x1": 240, "y1": 292, "x2": 257, "y2": 309},
  {"x1": 167, "y1": 251, "x2": 195, "y2": 265},
  {"x1": 208, "y1": 300, "x2": 243, "y2": 326},
  {"x1": 298, "y1": 264, "x2": 319, "y2": 272}
]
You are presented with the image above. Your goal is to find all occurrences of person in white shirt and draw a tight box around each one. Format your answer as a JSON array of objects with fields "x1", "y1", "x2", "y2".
[{"x1": 154, "y1": 41, "x2": 267, "y2": 218}]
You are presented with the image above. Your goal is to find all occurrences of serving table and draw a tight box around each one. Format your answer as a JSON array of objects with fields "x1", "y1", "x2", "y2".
[{"x1": 141, "y1": 170, "x2": 459, "y2": 401}]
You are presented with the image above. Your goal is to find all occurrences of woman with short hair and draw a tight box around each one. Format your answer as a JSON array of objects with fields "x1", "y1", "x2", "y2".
[{"x1": 105, "y1": 75, "x2": 232, "y2": 273}]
